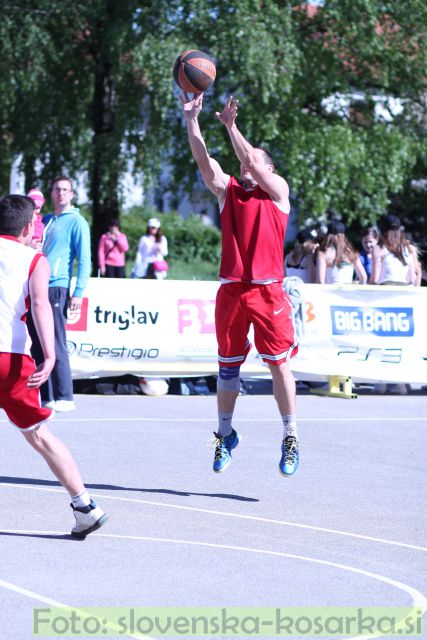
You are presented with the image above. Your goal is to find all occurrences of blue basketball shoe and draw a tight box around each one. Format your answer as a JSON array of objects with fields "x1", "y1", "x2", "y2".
[
  {"x1": 279, "y1": 436, "x2": 299, "y2": 477},
  {"x1": 212, "y1": 428, "x2": 240, "y2": 473}
]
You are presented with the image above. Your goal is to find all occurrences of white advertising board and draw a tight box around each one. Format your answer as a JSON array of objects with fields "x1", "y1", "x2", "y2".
[{"x1": 66, "y1": 279, "x2": 427, "y2": 384}]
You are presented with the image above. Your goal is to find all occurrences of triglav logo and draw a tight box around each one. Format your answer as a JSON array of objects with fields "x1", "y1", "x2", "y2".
[
  {"x1": 94, "y1": 305, "x2": 159, "y2": 330},
  {"x1": 66, "y1": 298, "x2": 89, "y2": 332},
  {"x1": 330, "y1": 306, "x2": 414, "y2": 337}
]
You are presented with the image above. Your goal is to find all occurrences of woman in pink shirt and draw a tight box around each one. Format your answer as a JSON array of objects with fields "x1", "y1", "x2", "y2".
[
  {"x1": 97, "y1": 218, "x2": 129, "y2": 278},
  {"x1": 27, "y1": 188, "x2": 45, "y2": 251}
]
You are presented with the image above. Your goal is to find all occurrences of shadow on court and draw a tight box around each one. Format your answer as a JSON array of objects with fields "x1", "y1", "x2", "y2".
[
  {"x1": 0, "y1": 476, "x2": 259, "y2": 502},
  {"x1": 0, "y1": 531, "x2": 83, "y2": 541}
]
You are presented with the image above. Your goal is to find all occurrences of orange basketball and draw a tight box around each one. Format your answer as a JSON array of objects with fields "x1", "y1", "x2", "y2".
[{"x1": 173, "y1": 50, "x2": 216, "y2": 93}]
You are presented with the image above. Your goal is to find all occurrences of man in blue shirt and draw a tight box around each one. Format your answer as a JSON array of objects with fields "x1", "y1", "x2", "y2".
[{"x1": 31, "y1": 176, "x2": 91, "y2": 412}]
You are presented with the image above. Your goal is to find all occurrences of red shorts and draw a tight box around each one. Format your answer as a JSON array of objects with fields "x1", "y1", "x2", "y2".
[
  {"x1": 215, "y1": 282, "x2": 298, "y2": 367},
  {"x1": 0, "y1": 353, "x2": 53, "y2": 429}
]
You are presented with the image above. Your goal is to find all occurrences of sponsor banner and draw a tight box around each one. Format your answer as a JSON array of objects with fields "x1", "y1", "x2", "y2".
[
  {"x1": 66, "y1": 279, "x2": 427, "y2": 383},
  {"x1": 294, "y1": 284, "x2": 427, "y2": 384},
  {"x1": 66, "y1": 279, "x2": 265, "y2": 379}
]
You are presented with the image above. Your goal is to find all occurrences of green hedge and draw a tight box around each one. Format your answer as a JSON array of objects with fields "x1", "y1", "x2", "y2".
[
  {"x1": 80, "y1": 205, "x2": 222, "y2": 279},
  {"x1": 120, "y1": 207, "x2": 222, "y2": 267}
]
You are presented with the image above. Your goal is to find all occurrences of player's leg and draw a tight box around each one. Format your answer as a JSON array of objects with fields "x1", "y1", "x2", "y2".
[
  {"x1": 212, "y1": 284, "x2": 249, "y2": 472},
  {"x1": 22, "y1": 422, "x2": 85, "y2": 495},
  {"x1": 1, "y1": 353, "x2": 108, "y2": 537},
  {"x1": 267, "y1": 361, "x2": 299, "y2": 476},
  {"x1": 217, "y1": 372, "x2": 239, "y2": 432},
  {"x1": 249, "y1": 283, "x2": 299, "y2": 476},
  {"x1": 22, "y1": 423, "x2": 108, "y2": 537},
  {"x1": 214, "y1": 369, "x2": 241, "y2": 472},
  {"x1": 268, "y1": 360, "x2": 296, "y2": 417}
]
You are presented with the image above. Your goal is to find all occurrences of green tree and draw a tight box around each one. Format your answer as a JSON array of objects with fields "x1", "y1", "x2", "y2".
[
  {"x1": 167, "y1": 0, "x2": 427, "y2": 229},
  {"x1": 1, "y1": 0, "x2": 426, "y2": 254},
  {"x1": 0, "y1": 0, "x2": 185, "y2": 265}
]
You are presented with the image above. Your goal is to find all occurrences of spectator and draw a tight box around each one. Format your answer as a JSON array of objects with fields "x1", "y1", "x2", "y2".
[
  {"x1": 405, "y1": 232, "x2": 423, "y2": 286},
  {"x1": 316, "y1": 220, "x2": 367, "y2": 284},
  {"x1": 131, "y1": 217, "x2": 168, "y2": 280},
  {"x1": 359, "y1": 226, "x2": 379, "y2": 281},
  {"x1": 26, "y1": 188, "x2": 45, "y2": 251},
  {"x1": 369, "y1": 214, "x2": 418, "y2": 286},
  {"x1": 420, "y1": 262, "x2": 427, "y2": 285},
  {"x1": 29, "y1": 176, "x2": 91, "y2": 412},
  {"x1": 97, "y1": 218, "x2": 129, "y2": 278},
  {"x1": 285, "y1": 228, "x2": 318, "y2": 283}
]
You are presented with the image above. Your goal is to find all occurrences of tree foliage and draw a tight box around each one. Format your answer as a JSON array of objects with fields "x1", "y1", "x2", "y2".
[
  {"x1": 166, "y1": 0, "x2": 427, "y2": 229},
  {"x1": 0, "y1": 0, "x2": 426, "y2": 247}
]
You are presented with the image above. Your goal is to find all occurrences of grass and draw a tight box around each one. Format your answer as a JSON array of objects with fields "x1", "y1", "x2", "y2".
[
  {"x1": 125, "y1": 257, "x2": 219, "y2": 281},
  {"x1": 168, "y1": 257, "x2": 219, "y2": 281}
]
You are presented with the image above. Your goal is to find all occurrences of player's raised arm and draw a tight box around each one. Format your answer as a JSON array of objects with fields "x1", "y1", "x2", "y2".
[
  {"x1": 180, "y1": 92, "x2": 229, "y2": 204},
  {"x1": 217, "y1": 97, "x2": 289, "y2": 212}
]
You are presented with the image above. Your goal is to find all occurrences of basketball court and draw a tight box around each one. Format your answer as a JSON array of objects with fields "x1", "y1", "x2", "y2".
[{"x1": 1, "y1": 390, "x2": 426, "y2": 639}]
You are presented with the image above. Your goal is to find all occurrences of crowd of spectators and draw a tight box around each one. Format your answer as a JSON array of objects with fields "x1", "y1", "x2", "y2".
[{"x1": 285, "y1": 214, "x2": 423, "y2": 287}]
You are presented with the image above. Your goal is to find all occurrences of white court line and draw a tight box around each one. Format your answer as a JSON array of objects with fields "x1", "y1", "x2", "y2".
[
  {"x1": 2, "y1": 417, "x2": 427, "y2": 423},
  {"x1": 1, "y1": 532, "x2": 426, "y2": 640},
  {"x1": 2, "y1": 483, "x2": 427, "y2": 553},
  {"x1": 0, "y1": 577, "x2": 152, "y2": 639}
]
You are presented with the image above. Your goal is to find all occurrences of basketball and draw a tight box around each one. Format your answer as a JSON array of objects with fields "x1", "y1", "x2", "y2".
[{"x1": 173, "y1": 50, "x2": 216, "y2": 93}]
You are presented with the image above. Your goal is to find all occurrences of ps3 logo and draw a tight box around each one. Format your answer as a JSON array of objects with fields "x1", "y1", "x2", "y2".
[{"x1": 337, "y1": 346, "x2": 403, "y2": 364}]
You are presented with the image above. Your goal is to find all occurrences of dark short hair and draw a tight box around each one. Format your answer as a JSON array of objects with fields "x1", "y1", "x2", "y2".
[
  {"x1": 257, "y1": 146, "x2": 274, "y2": 166},
  {"x1": 108, "y1": 218, "x2": 120, "y2": 229},
  {"x1": 51, "y1": 175, "x2": 74, "y2": 191},
  {"x1": 361, "y1": 225, "x2": 379, "y2": 239},
  {"x1": 0, "y1": 195, "x2": 35, "y2": 236}
]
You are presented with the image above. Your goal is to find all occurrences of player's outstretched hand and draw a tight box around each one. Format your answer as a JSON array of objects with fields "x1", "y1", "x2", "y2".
[
  {"x1": 216, "y1": 96, "x2": 238, "y2": 128},
  {"x1": 28, "y1": 358, "x2": 55, "y2": 388},
  {"x1": 179, "y1": 92, "x2": 204, "y2": 118}
]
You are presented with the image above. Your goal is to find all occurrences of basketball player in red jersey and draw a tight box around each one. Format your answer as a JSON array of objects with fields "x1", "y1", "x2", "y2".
[{"x1": 180, "y1": 93, "x2": 299, "y2": 476}]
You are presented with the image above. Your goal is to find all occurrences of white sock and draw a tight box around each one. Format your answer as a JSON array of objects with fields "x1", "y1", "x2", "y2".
[
  {"x1": 71, "y1": 490, "x2": 91, "y2": 508},
  {"x1": 282, "y1": 415, "x2": 298, "y2": 440},
  {"x1": 217, "y1": 411, "x2": 233, "y2": 437}
]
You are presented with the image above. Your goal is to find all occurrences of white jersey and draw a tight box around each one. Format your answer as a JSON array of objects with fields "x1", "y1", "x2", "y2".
[
  {"x1": 0, "y1": 236, "x2": 40, "y2": 355},
  {"x1": 325, "y1": 262, "x2": 354, "y2": 284},
  {"x1": 378, "y1": 248, "x2": 413, "y2": 284},
  {"x1": 284, "y1": 255, "x2": 311, "y2": 283}
]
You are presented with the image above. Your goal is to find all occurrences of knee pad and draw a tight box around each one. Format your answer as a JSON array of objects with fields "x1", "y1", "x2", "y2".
[{"x1": 217, "y1": 365, "x2": 241, "y2": 392}]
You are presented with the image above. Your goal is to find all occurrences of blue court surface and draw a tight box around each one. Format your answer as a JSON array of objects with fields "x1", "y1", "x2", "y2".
[{"x1": 1, "y1": 390, "x2": 426, "y2": 640}]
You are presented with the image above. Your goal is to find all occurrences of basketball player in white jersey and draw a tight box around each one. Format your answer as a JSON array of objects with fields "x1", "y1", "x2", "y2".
[{"x1": 0, "y1": 195, "x2": 108, "y2": 538}]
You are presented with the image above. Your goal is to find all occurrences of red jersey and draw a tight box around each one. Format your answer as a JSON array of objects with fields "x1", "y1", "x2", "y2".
[{"x1": 219, "y1": 176, "x2": 288, "y2": 282}]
